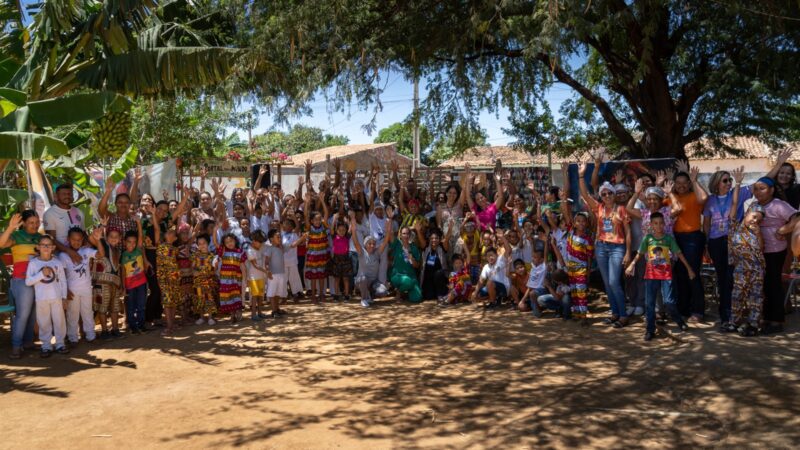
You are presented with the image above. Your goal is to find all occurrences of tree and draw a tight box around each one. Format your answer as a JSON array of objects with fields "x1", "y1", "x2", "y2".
[
  {"x1": 374, "y1": 121, "x2": 433, "y2": 157},
  {"x1": 236, "y1": 1, "x2": 800, "y2": 160},
  {"x1": 252, "y1": 125, "x2": 349, "y2": 155},
  {"x1": 130, "y1": 97, "x2": 236, "y2": 165},
  {"x1": 426, "y1": 125, "x2": 488, "y2": 166}
]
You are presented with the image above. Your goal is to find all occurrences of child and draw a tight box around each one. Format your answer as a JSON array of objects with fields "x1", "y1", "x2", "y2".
[
  {"x1": 154, "y1": 220, "x2": 181, "y2": 336},
  {"x1": 121, "y1": 219, "x2": 149, "y2": 334},
  {"x1": 214, "y1": 230, "x2": 246, "y2": 323},
  {"x1": 191, "y1": 234, "x2": 218, "y2": 325},
  {"x1": 551, "y1": 212, "x2": 593, "y2": 323},
  {"x1": 443, "y1": 255, "x2": 472, "y2": 305},
  {"x1": 330, "y1": 220, "x2": 353, "y2": 300},
  {"x1": 93, "y1": 226, "x2": 123, "y2": 339},
  {"x1": 625, "y1": 212, "x2": 694, "y2": 341},
  {"x1": 729, "y1": 205, "x2": 765, "y2": 337},
  {"x1": 281, "y1": 218, "x2": 305, "y2": 300},
  {"x1": 264, "y1": 229, "x2": 307, "y2": 317},
  {"x1": 60, "y1": 226, "x2": 103, "y2": 344},
  {"x1": 471, "y1": 234, "x2": 512, "y2": 308},
  {"x1": 176, "y1": 223, "x2": 194, "y2": 324},
  {"x1": 536, "y1": 269, "x2": 572, "y2": 319},
  {"x1": 508, "y1": 259, "x2": 530, "y2": 310},
  {"x1": 304, "y1": 191, "x2": 330, "y2": 303},
  {"x1": 519, "y1": 249, "x2": 548, "y2": 316},
  {"x1": 26, "y1": 235, "x2": 69, "y2": 357},
  {"x1": 246, "y1": 230, "x2": 269, "y2": 321},
  {"x1": 458, "y1": 217, "x2": 482, "y2": 284}
]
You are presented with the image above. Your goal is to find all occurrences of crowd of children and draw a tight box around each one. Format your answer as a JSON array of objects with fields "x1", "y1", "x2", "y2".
[{"x1": 3, "y1": 150, "x2": 800, "y2": 358}]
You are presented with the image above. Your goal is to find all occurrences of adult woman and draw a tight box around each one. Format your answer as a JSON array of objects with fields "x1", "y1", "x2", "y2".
[
  {"x1": 703, "y1": 167, "x2": 751, "y2": 331},
  {"x1": 463, "y1": 163, "x2": 507, "y2": 231},
  {"x1": 752, "y1": 177, "x2": 797, "y2": 334},
  {"x1": 99, "y1": 179, "x2": 138, "y2": 251},
  {"x1": 670, "y1": 163, "x2": 708, "y2": 321},
  {"x1": 436, "y1": 184, "x2": 463, "y2": 229},
  {"x1": 579, "y1": 163, "x2": 632, "y2": 327},
  {"x1": 387, "y1": 225, "x2": 422, "y2": 303},
  {"x1": 419, "y1": 230, "x2": 451, "y2": 301},
  {"x1": 626, "y1": 180, "x2": 679, "y2": 236},
  {"x1": 0, "y1": 211, "x2": 43, "y2": 359},
  {"x1": 766, "y1": 148, "x2": 800, "y2": 208}
]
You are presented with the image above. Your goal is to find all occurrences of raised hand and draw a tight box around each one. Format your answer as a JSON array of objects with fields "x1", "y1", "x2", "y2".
[
  {"x1": 558, "y1": 188, "x2": 568, "y2": 201},
  {"x1": 614, "y1": 168, "x2": 624, "y2": 184},
  {"x1": 664, "y1": 168, "x2": 675, "y2": 183},
  {"x1": 199, "y1": 166, "x2": 208, "y2": 179},
  {"x1": 133, "y1": 167, "x2": 143, "y2": 183},
  {"x1": 655, "y1": 170, "x2": 666, "y2": 186},
  {"x1": 259, "y1": 165, "x2": 268, "y2": 176},
  {"x1": 578, "y1": 161, "x2": 588, "y2": 177},
  {"x1": 664, "y1": 179, "x2": 675, "y2": 193},
  {"x1": 675, "y1": 159, "x2": 689, "y2": 174},
  {"x1": 635, "y1": 178, "x2": 645, "y2": 194},
  {"x1": 732, "y1": 165, "x2": 745, "y2": 184},
  {"x1": 298, "y1": 176, "x2": 305, "y2": 186},
  {"x1": 7, "y1": 213, "x2": 22, "y2": 231},
  {"x1": 333, "y1": 157, "x2": 341, "y2": 172},
  {"x1": 776, "y1": 148, "x2": 792, "y2": 166},
  {"x1": 386, "y1": 205, "x2": 395, "y2": 219},
  {"x1": 304, "y1": 159, "x2": 313, "y2": 175},
  {"x1": 689, "y1": 165, "x2": 700, "y2": 182},
  {"x1": 389, "y1": 159, "x2": 399, "y2": 173}
]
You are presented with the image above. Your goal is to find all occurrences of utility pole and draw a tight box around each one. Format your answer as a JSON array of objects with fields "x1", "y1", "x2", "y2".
[{"x1": 412, "y1": 76, "x2": 420, "y2": 176}]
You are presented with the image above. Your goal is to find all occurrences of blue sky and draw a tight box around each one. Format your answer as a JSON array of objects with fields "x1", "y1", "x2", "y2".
[{"x1": 235, "y1": 70, "x2": 575, "y2": 146}]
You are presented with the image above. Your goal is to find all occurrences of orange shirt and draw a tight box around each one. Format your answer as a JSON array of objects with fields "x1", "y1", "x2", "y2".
[
  {"x1": 595, "y1": 204, "x2": 628, "y2": 244},
  {"x1": 673, "y1": 193, "x2": 702, "y2": 233}
]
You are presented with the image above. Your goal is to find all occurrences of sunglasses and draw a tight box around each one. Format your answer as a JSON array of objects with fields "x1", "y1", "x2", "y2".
[
  {"x1": 721, "y1": 178, "x2": 732, "y2": 183},
  {"x1": 600, "y1": 192, "x2": 614, "y2": 197}
]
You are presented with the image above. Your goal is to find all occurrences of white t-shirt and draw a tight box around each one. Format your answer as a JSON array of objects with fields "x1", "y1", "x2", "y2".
[
  {"x1": 43, "y1": 205, "x2": 84, "y2": 245},
  {"x1": 480, "y1": 255, "x2": 510, "y2": 286},
  {"x1": 350, "y1": 220, "x2": 371, "y2": 253},
  {"x1": 25, "y1": 257, "x2": 68, "y2": 301},
  {"x1": 281, "y1": 231, "x2": 299, "y2": 264},
  {"x1": 246, "y1": 246, "x2": 266, "y2": 281},
  {"x1": 59, "y1": 247, "x2": 97, "y2": 293},
  {"x1": 250, "y1": 215, "x2": 270, "y2": 233},
  {"x1": 526, "y1": 261, "x2": 547, "y2": 289}
]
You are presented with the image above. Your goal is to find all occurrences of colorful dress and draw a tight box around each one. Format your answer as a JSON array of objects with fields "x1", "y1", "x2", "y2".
[
  {"x1": 177, "y1": 243, "x2": 193, "y2": 306},
  {"x1": 217, "y1": 246, "x2": 246, "y2": 314},
  {"x1": 565, "y1": 227, "x2": 594, "y2": 319},
  {"x1": 728, "y1": 218, "x2": 764, "y2": 327},
  {"x1": 191, "y1": 251, "x2": 218, "y2": 315},
  {"x1": 156, "y1": 243, "x2": 181, "y2": 308},
  {"x1": 305, "y1": 223, "x2": 330, "y2": 280}
]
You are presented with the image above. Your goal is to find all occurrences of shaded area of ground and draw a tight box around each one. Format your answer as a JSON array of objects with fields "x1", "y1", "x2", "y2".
[{"x1": 1, "y1": 297, "x2": 799, "y2": 449}]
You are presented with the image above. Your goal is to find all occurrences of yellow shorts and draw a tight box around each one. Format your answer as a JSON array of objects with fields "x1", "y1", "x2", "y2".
[{"x1": 248, "y1": 279, "x2": 266, "y2": 297}]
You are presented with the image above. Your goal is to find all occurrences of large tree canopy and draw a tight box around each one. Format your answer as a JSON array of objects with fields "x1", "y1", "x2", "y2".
[
  {"x1": 231, "y1": 0, "x2": 800, "y2": 160},
  {"x1": 252, "y1": 124, "x2": 349, "y2": 155}
]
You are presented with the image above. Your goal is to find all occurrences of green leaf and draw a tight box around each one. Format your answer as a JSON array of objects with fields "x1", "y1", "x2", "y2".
[
  {"x1": 0, "y1": 188, "x2": 30, "y2": 222},
  {"x1": 0, "y1": 88, "x2": 27, "y2": 106},
  {"x1": 0, "y1": 99, "x2": 16, "y2": 118},
  {"x1": 27, "y1": 91, "x2": 131, "y2": 128},
  {"x1": 109, "y1": 145, "x2": 139, "y2": 183},
  {"x1": 0, "y1": 131, "x2": 69, "y2": 160}
]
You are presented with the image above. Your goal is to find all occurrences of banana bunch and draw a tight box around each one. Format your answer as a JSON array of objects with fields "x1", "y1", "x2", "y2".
[{"x1": 90, "y1": 110, "x2": 131, "y2": 159}]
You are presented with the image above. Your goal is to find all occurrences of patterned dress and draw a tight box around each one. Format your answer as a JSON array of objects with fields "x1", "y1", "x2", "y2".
[
  {"x1": 217, "y1": 246, "x2": 246, "y2": 314},
  {"x1": 191, "y1": 251, "x2": 218, "y2": 315},
  {"x1": 177, "y1": 243, "x2": 193, "y2": 307},
  {"x1": 156, "y1": 243, "x2": 181, "y2": 308},
  {"x1": 728, "y1": 218, "x2": 764, "y2": 327},
  {"x1": 305, "y1": 223, "x2": 330, "y2": 280},
  {"x1": 565, "y1": 227, "x2": 595, "y2": 319}
]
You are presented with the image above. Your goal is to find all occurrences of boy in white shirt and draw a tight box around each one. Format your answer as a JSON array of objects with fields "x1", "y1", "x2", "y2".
[
  {"x1": 26, "y1": 235, "x2": 69, "y2": 357},
  {"x1": 518, "y1": 249, "x2": 549, "y2": 316},
  {"x1": 471, "y1": 235, "x2": 512, "y2": 308},
  {"x1": 245, "y1": 230, "x2": 269, "y2": 321},
  {"x1": 59, "y1": 227, "x2": 104, "y2": 344}
]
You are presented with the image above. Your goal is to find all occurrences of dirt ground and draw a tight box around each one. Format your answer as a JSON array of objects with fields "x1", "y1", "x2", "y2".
[{"x1": 1, "y1": 295, "x2": 799, "y2": 450}]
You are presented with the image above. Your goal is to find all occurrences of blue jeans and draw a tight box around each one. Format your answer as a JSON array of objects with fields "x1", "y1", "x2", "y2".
[
  {"x1": 126, "y1": 284, "x2": 148, "y2": 331},
  {"x1": 479, "y1": 281, "x2": 507, "y2": 299},
  {"x1": 10, "y1": 278, "x2": 36, "y2": 348},
  {"x1": 707, "y1": 236, "x2": 732, "y2": 323},
  {"x1": 595, "y1": 241, "x2": 627, "y2": 318},
  {"x1": 537, "y1": 293, "x2": 572, "y2": 319},
  {"x1": 673, "y1": 231, "x2": 706, "y2": 317},
  {"x1": 645, "y1": 279, "x2": 685, "y2": 333}
]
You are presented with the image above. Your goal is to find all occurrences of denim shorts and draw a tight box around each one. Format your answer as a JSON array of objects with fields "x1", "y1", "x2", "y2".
[{"x1": 479, "y1": 281, "x2": 507, "y2": 298}]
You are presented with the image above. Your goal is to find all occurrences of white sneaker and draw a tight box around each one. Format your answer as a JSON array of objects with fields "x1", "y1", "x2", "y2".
[
  {"x1": 360, "y1": 299, "x2": 370, "y2": 308},
  {"x1": 195, "y1": 318, "x2": 205, "y2": 325},
  {"x1": 208, "y1": 318, "x2": 216, "y2": 325},
  {"x1": 633, "y1": 306, "x2": 645, "y2": 316}
]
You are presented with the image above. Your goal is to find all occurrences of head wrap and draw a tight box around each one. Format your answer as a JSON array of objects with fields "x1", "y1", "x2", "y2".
[
  {"x1": 407, "y1": 198, "x2": 421, "y2": 208},
  {"x1": 756, "y1": 177, "x2": 776, "y2": 188},
  {"x1": 613, "y1": 183, "x2": 630, "y2": 193},
  {"x1": 748, "y1": 203, "x2": 765, "y2": 214},
  {"x1": 645, "y1": 187, "x2": 666, "y2": 198},
  {"x1": 598, "y1": 182, "x2": 616, "y2": 195}
]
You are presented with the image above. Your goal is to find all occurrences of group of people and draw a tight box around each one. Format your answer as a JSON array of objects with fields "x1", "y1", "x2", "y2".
[{"x1": 3, "y1": 148, "x2": 799, "y2": 358}]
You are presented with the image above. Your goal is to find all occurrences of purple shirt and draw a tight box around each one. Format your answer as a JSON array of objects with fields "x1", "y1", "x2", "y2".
[
  {"x1": 758, "y1": 198, "x2": 796, "y2": 254},
  {"x1": 703, "y1": 186, "x2": 753, "y2": 240}
]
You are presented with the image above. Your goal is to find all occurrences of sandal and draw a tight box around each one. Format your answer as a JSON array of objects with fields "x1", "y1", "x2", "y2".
[
  {"x1": 612, "y1": 317, "x2": 630, "y2": 328},
  {"x1": 603, "y1": 316, "x2": 619, "y2": 325}
]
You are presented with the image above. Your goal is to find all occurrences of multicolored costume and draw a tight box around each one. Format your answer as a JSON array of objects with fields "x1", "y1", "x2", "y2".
[
  {"x1": 156, "y1": 243, "x2": 181, "y2": 308},
  {"x1": 448, "y1": 267, "x2": 472, "y2": 302},
  {"x1": 177, "y1": 243, "x2": 193, "y2": 309},
  {"x1": 217, "y1": 246, "x2": 246, "y2": 314},
  {"x1": 305, "y1": 223, "x2": 330, "y2": 280},
  {"x1": 191, "y1": 251, "x2": 218, "y2": 316},
  {"x1": 566, "y1": 227, "x2": 594, "y2": 319},
  {"x1": 728, "y1": 218, "x2": 764, "y2": 327}
]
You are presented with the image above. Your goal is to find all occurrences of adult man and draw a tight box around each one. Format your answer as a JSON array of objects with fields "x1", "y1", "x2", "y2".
[{"x1": 43, "y1": 183, "x2": 84, "y2": 263}]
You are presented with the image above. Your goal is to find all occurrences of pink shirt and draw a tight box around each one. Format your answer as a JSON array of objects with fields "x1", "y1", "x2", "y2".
[
  {"x1": 332, "y1": 234, "x2": 350, "y2": 255},
  {"x1": 759, "y1": 198, "x2": 796, "y2": 254},
  {"x1": 472, "y1": 203, "x2": 498, "y2": 230}
]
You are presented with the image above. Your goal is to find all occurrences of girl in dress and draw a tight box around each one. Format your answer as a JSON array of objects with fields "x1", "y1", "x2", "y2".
[
  {"x1": 153, "y1": 220, "x2": 180, "y2": 336},
  {"x1": 550, "y1": 210, "x2": 594, "y2": 324},
  {"x1": 213, "y1": 229, "x2": 247, "y2": 323},
  {"x1": 304, "y1": 191, "x2": 330, "y2": 303},
  {"x1": 191, "y1": 234, "x2": 218, "y2": 325},
  {"x1": 330, "y1": 221, "x2": 353, "y2": 300}
]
